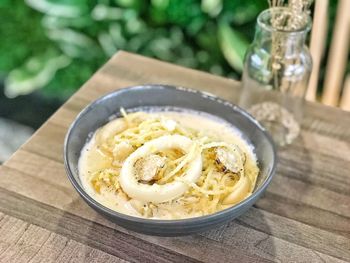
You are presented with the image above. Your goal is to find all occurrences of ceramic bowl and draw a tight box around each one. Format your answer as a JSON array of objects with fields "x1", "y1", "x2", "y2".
[{"x1": 64, "y1": 85, "x2": 277, "y2": 236}]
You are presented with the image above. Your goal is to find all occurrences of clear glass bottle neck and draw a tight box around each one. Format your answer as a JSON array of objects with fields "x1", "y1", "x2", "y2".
[
  {"x1": 253, "y1": 7, "x2": 311, "y2": 57},
  {"x1": 253, "y1": 25, "x2": 307, "y2": 57}
]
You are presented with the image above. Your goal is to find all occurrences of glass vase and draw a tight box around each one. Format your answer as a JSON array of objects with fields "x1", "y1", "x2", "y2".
[{"x1": 239, "y1": 7, "x2": 312, "y2": 146}]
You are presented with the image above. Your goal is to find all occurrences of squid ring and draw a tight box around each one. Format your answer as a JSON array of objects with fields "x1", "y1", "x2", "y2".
[
  {"x1": 119, "y1": 135, "x2": 202, "y2": 203},
  {"x1": 222, "y1": 175, "x2": 251, "y2": 205}
]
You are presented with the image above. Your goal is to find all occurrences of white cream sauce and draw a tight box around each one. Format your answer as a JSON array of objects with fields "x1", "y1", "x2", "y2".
[{"x1": 78, "y1": 110, "x2": 258, "y2": 219}]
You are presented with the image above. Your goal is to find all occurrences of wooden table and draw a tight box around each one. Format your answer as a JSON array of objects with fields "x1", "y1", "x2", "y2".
[{"x1": 0, "y1": 51, "x2": 349, "y2": 263}]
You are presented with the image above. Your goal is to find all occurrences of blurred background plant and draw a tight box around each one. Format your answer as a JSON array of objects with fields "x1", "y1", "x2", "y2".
[
  {"x1": 1, "y1": 0, "x2": 346, "y2": 99},
  {"x1": 0, "y1": 0, "x2": 348, "y2": 126}
]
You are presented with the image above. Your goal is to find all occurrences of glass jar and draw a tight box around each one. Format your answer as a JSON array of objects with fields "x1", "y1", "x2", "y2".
[{"x1": 239, "y1": 7, "x2": 312, "y2": 146}]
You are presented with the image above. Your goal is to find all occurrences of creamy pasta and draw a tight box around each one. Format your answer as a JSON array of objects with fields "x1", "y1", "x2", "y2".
[{"x1": 78, "y1": 109, "x2": 259, "y2": 219}]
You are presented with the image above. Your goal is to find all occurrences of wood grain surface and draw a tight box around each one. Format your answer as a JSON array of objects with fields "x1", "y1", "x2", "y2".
[{"x1": 0, "y1": 51, "x2": 349, "y2": 263}]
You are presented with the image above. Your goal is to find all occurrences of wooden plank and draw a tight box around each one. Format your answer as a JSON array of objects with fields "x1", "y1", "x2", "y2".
[
  {"x1": 20, "y1": 122, "x2": 66, "y2": 163},
  {"x1": 1, "y1": 163, "x2": 349, "y2": 262},
  {"x1": 5, "y1": 150, "x2": 70, "y2": 189},
  {"x1": 54, "y1": 240, "x2": 128, "y2": 263},
  {"x1": 0, "y1": 188, "x2": 268, "y2": 263},
  {"x1": 220, "y1": 222, "x2": 346, "y2": 263},
  {"x1": 267, "y1": 172, "x2": 350, "y2": 218},
  {"x1": 0, "y1": 213, "x2": 29, "y2": 255},
  {"x1": 29, "y1": 121, "x2": 348, "y2": 193},
  {"x1": 237, "y1": 207, "x2": 350, "y2": 260},
  {"x1": 0, "y1": 165, "x2": 76, "y2": 210},
  {"x1": 278, "y1": 134, "x2": 350, "y2": 195},
  {"x1": 1, "y1": 186, "x2": 348, "y2": 262},
  {"x1": 297, "y1": 131, "x2": 350, "y2": 162},
  {"x1": 18, "y1": 117, "x2": 350, "y2": 194},
  {"x1": 0, "y1": 213, "x2": 128, "y2": 263},
  {"x1": 1, "y1": 148, "x2": 350, "y2": 252},
  {"x1": 49, "y1": 97, "x2": 90, "y2": 128},
  {"x1": 100, "y1": 52, "x2": 241, "y2": 102},
  {"x1": 3, "y1": 141, "x2": 350, "y2": 229},
  {"x1": 256, "y1": 192, "x2": 350, "y2": 240},
  {"x1": 0, "y1": 166, "x2": 268, "y2": 262},
  {"x1": 303, "y1": 114, "x2": 350, "y2": 142},
  {"x1": 8, "y1": 123, "x2": 350, "y2": 204}
]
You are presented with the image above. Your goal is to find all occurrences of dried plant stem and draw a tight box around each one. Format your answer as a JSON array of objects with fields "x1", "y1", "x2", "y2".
[{"x1": 267, "y1": 0, "x2": 312, "y2": 92}]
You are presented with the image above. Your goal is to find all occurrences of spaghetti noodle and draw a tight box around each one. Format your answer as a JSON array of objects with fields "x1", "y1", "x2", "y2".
[{"x1": 78, "y1": 109, "x2": 259, "y2": 219}]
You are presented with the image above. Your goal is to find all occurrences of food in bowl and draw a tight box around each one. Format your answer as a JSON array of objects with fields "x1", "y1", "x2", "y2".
[{"x1": 78, "y1": 107, "x2": 259, "y2": 220}]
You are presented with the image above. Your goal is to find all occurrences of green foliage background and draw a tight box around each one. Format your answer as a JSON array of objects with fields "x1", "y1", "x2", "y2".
[{"x1": 0, "y1": 0, "x2": 345, "y2": 100}]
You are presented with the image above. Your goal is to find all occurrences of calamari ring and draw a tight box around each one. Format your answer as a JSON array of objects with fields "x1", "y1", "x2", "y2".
[
  {"x1": 222, "y1": 175, "x2": 251, "y2": 205},
  {"x1": 119, "y1": 135, "x2": 202, "y2": 203}
]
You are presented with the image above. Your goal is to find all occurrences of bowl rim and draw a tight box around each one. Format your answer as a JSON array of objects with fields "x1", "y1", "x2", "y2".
[{"x1": 64, "y1": 84, "x2": 277, "y2": 225}]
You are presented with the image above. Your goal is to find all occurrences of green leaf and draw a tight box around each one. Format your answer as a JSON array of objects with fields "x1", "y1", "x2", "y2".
[
  {"x1": 98, "y1": 32, "x2": 118, "y2": 57},
  {"x1": 91, "y1": 4, "x2": 124, "y2": 21},
  {"x1": 151, "y1": 0, "x2": 169, "y2": 10},
  {"x1": 42, "y1": 58, "x2": 100, "y2": 99},
  {"x1": 46, "y1": 28, "x2": 101, "y2": 59},
  {"x1": 114, "y1": 0, "x2": 144, "y2": 11},
  {"x1": 230, "y1": 4, "x2": 261, "y2": 25},
  {"x1": 0, "y1": 0, "x2": 51, "y2": 73},
  {"x1": 218, "y1": 21, "x2": 249, "y2": 73},
  {"x1": 4, "y1": 50, "x2": 71, "y2": 98},
  {"x1": 108, "y1": 23, "x2": 127, "y2": 48},
  {"x1": 150, "y1": 0, "x2": 202, "y2": 26},
  {"x1": 25, "y1": 0, "x2": 88, "y2": 18},
  {"x1": 221, "y1": 0, "x2": 268, "y2": 25},
  {"x1": 42, "y1": 14, "x2": 94, "y2": 29},
  {"x1": 201, "y1": 0, "x2": 222, "y2": 17}
]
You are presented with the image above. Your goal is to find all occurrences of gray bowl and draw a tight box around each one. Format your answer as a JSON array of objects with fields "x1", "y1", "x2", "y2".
[{"x1": 64, "y1": 85, "x2": 277, "y2": 236}]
